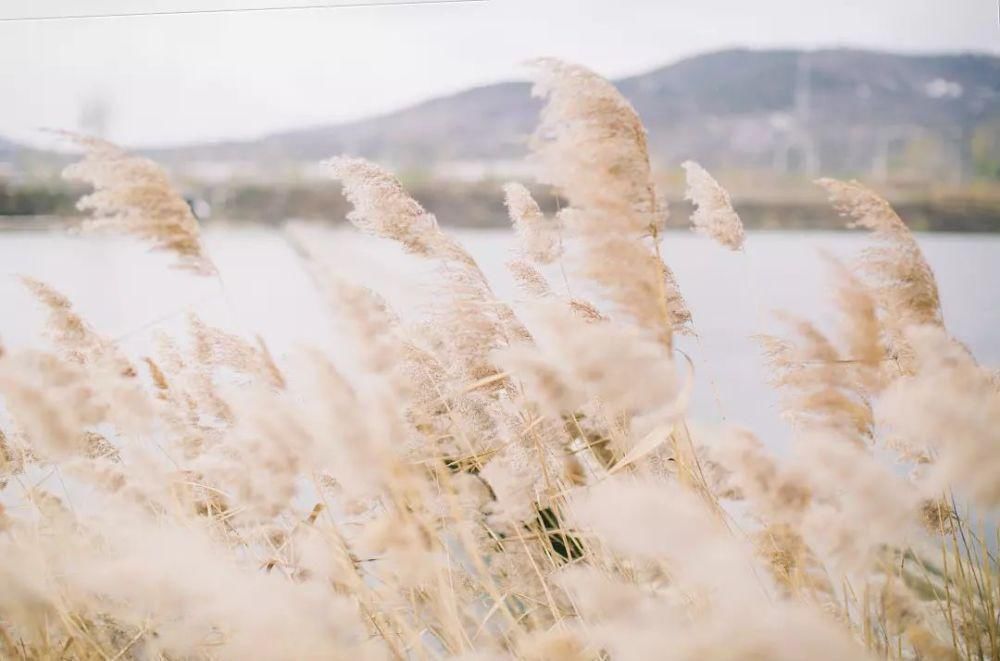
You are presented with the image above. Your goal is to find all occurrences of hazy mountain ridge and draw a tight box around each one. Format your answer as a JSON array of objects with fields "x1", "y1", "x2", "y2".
[
  {"x1": 3, "y1": 48, "x2": 999, "y2": 229},
  {"x1": 142, "y1": 48, "x2": 1000, "y2": 180},
  {"x1": 2, "y1": 48, "x2": 997, "y2": 181}
]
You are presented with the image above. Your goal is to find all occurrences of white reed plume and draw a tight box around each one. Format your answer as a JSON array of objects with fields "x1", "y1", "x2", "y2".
[
  {"x1": 681, "y1": 160, "x2": 745, "y2": 250},
  {"x1": 60, "y1": 132, "x2": 215, "y2": 275}
]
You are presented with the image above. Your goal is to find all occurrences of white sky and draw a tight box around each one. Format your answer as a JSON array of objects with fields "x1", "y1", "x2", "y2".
[{"x1": 1, "y1": 0, "x2": 997, "y2": 148}]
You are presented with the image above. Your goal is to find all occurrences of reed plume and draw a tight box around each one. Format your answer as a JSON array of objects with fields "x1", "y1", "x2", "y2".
[
  {"x1": 681, "y1": 160, "x2": 745, "y2": 250},
  {"x1": 503, "y1": 182, "x2": 563, "y2": 264},
  {"x1": 879, "y1": 325, "x2": 1000, "y2": 507},
  {"x1": 817, "y1": 178, "x2": 942, "y2": 372},
  {"x1": 759, "y1": 258, "x2": 885, "y2": 437},
  {"x1": 327, "y1": 156, "x2": 529, "y2": 382},
  {"x1": 528, "y1": 58, "x2": 691, "y2": 346},
  {"x1": 60, "y1": 132, "x2": 216, "y2": 275}
]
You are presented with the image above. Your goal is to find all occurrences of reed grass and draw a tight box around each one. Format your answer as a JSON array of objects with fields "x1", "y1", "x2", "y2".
[{"x1": 0, "y1": 60, "x2": 996, "y2": 661}]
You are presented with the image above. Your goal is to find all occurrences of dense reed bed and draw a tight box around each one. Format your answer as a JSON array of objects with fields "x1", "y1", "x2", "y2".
[{"x1": 0, "y1": 60, "x2": 997, "y2": 660}]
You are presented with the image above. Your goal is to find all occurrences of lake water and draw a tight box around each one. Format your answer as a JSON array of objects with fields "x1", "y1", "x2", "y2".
[{"x1": 1, "y1": 226, "x2": 997, "y2": 447}]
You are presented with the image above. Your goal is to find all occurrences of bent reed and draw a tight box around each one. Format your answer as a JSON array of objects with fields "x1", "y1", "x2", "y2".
[{"x1": 0, "y1": 60, "x2": 997, "y2": 661}]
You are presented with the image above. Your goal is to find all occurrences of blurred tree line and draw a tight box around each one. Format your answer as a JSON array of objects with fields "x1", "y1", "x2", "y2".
[{"x1": 2, "y1": 174, "x2": 998, "y2": 232}]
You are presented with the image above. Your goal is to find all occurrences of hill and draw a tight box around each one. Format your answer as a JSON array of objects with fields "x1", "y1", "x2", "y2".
[
  {"x1": 149, "y1": 48, "x2": 1000, "y2": 181},
  {"x1": 3, "y1": 49, "x2": 999, "y2": 230}
]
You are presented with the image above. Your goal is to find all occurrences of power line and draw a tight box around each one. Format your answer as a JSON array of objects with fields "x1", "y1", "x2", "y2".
[{"x1": 0, "y1": 0, "x2": 485, "y2": 22}]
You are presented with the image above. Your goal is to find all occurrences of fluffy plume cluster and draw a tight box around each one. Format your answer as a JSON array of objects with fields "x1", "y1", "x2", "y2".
[
  {"x1": 879, "y1": 325, "x2": 1000, "y2": 505},
  {"x1": 0, "y1": 60, "x2": 996, "y2": 661},
  {"x1": 327, "y1": 156, "x2": 528, "y2": 382},
  {"x1": 816, "y1": 178, "x2": 942, "y2": 371},
  {"x1": 503, "y1": 182, "x2": 563, "y2": 264},
  {"x1": 528, "y1": 58, "x2": 691, "y2": 347},
  {"x1": 326, "y1": 156, "x2": 451, "y2": 259},
  {"x1": 759, "y1": 258, "x2": 884, "y2": 437},
  {"x1": 681, "y1": 160, "x2": 745, "y2": 250},
  {"x1": 61, "y1": 133, "x2": 216, "y2": 275}
]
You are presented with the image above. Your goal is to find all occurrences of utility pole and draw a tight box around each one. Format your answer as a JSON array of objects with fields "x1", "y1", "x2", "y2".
[{"x1": 793, "y1": 52, "x2": 819, "y2": 175}]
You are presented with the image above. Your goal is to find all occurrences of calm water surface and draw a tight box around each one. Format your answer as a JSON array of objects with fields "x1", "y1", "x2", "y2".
[{"x1": 1, "y1": 227, "x2": 997, "y2": 447}]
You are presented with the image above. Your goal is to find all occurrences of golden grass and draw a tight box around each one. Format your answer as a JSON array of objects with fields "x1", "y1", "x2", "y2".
[{"x1": 0, "y1": 60, "x2": 997, "y2": 661}]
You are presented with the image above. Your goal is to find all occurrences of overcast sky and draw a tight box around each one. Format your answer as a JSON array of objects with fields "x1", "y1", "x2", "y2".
[{"x1": 1, "y1": 0, "x2": 997, "y2": 148}]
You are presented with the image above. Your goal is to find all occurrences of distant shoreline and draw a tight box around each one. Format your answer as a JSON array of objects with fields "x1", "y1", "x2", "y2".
[
  {"x1": 5, "y1": 166, "x2": 1000, "y2": 233},
  {"x1": 2, "y1": 213, "x2": 998, "y2": 233}
]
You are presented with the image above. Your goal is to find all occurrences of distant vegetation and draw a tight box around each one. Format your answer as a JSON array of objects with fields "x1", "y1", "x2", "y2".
[
  {"x1": 4, "y1": 174, "x2": 1000, "y2": 231},
  {"x1": 0, "y1": 180, "x2": 77, "y2": 217},
  {"x1": 2, "y1": 48, "x2": 998, "y2": 230}
]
